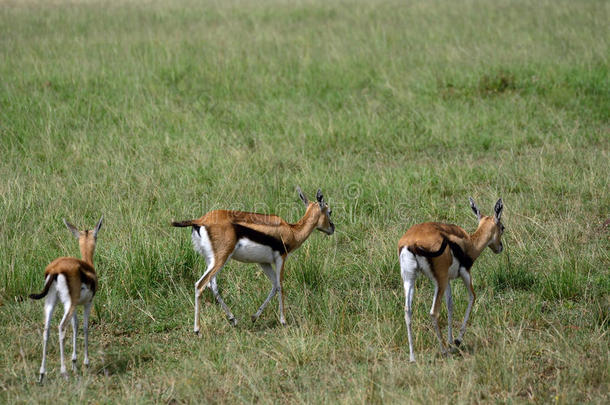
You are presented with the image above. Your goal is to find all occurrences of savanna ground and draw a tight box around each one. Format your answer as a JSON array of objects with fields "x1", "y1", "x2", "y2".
[{"x1": 0, "y1": 0, "x2": 608, "y2": 403}]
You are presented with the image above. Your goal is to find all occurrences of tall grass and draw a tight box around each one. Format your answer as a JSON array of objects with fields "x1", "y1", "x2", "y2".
[{"x1": 1, "y1": 0, "x2": 608, "y2": 402}]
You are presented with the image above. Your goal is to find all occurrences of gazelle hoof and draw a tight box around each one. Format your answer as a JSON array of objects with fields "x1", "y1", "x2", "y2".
[
  {"x1": 194, "y1": 330, "x2": 200, "y2": 336},
  {"x1": 454, "y1": 339, "x2": 462, "y2": 347},
  {"x1": 71, "y1": 359, "x2": 77, "y2": 371},
  {"x1": 229, "y1": 317, "x2": 238, "y2": 326},
  {"x1": 251, "y1": 315, "x2": 258, "y2": 323},
  {"x1": 38, "y1": 373, "x2": 45, "y2": 385}
]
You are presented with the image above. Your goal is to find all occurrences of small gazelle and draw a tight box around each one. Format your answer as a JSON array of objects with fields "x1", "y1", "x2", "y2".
[
  {"x1": 172, "y1": 187, "x2": 334, "y2": 332},
  {"x1": 398, "y1": 198, "x2": 504, "y2": 362},
  {"x1": 30, "y1": 216, "x2": 103, "y2": 383}
]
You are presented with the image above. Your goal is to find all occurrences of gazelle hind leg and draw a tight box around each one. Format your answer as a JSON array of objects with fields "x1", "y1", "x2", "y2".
[
  {"x1": 456, "y1": 269, "x2": 476, "y2": 346},
  {"x1": 430, "y1": 282, "x2": 448, "y2": 356},
  {"x1": 251, "y1": 263, "x2": 278, "y2": 323},
  {"x1": 209, "y1": 276, "x2": 237, "y2": 326},
  {"x1": 83, "y1": 301, "x2": 92, "y2": 368},
  {"x1": 71, "y1": 311, "x2": 78, "y2": 371},
  {"x1": 38, "y1": 281, "x2": 57, "y2": 384},
  {"x1": 400, "y1": 249, "x2": 418, "y2": 362},
  {"x1": 194, "y1": 251, "x2": 232, "y2": 334},
  {"x1": 445, "y1": 284, "x2": 454, "y2": 346},
  {"x1": 58, "y1": 304, "x2": 76, "y2": 378}
]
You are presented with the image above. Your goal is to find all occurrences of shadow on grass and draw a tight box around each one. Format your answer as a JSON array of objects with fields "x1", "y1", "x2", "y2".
[{"x1": 95, "y1": 344, "x2": 156, "y2": 376}]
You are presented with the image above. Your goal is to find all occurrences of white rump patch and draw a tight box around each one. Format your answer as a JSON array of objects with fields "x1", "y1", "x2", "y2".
[
  {"x1": 191, "y1": 226, "x2": 215, "y2": 270},
  {"x1": 56, "y1": 274, "x2": 72, "y2": 306}
]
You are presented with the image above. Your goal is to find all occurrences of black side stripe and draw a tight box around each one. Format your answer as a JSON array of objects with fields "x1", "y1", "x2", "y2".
[
  {"x1": 447, "y1": 240, "x2": 474, "y2": 270},
  {"x1": 233, "y1": 223, "x2": 290, "y2": 254},
  {"x1": 409, "y1": 238, "x2": 448, "y2": 258}
]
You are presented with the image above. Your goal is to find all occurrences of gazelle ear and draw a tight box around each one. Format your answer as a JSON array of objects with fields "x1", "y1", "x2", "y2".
[
  {"x1": 93, "y1": 215, "x2": 103, "y2": 238},
  {"x1": 316, "y1": 189, "x2": 324, "y2": 208},
  {"x1": 469, "y1": 197, "x2": 481, "y2": 221},
  {"x1": 297, "y1": 186, "x2": 309, "y2": 206},
  {"x1": 494, "y1": 198, "x2": 503, "y2": 223},
  {"x1": 64, "y1": 219, "x2": 80, "y2": 238}
]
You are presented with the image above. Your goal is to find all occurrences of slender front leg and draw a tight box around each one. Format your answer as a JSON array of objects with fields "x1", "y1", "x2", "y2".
[
  {"x1": 83, "y1": 301, "x2": 92, "y2": 368},
  {"x1": 445, "y1": 284, "x2": 454, "y2": 346},
  {"x1": 71, "y1": 311, "x2": 78, "y2": 371},
  {"x1": 275, "y1": 256, "x2": 287, "y2": 325},
  {"x1": 39, "y1": 292, "x2": 57, "y2": 384},
  {"x1": 455, "y1": 270, "x2": 476, "y2": 346},
  {"x1": 209, "y1": 277, "x2": 237, "y2": 326},
  {"x1": 251, "y1": 263, "x2": 278, "y2": 323},
  {"x1": 58, "y1": 304, "x2": 76, "y2": 379}
]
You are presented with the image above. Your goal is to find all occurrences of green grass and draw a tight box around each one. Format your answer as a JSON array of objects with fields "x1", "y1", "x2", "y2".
[{"x1": 1, "y1": 0, "x2": 608, "y2": 402}]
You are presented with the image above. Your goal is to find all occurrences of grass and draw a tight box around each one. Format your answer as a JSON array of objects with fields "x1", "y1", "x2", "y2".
[{"x1": 0, "y1": 0, "x2": 608, "y2": 402}]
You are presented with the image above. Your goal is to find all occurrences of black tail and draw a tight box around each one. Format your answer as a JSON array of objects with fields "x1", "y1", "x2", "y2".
[
  {"x1": 171, "y1": 220, "x2": 195, "y2": 227},
  {"x1": 29, "y1": 275, "x2": 56, "y2": 300},
  {"x1": 410, "y1": 238, "x2": 448, "y2": 258}
]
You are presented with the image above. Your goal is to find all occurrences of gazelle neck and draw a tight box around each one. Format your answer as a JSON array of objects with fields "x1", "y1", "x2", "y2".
[
  {"x1": 468, "y1": 221, "x2": 493, "y2": 260},
  {"x1": 291, "y1": 203, "x2": 320, "y2": 249},
  {"x1": 80, "y1": 244, "x2": 95, "y2": 267}
]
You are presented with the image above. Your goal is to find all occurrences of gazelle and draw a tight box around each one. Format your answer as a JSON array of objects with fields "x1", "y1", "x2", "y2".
[
  {"x1": 29, "y1": 216, "x2": 103, "y2": 383},
  {"x1": 172, "y1": 187, "x2": 334, "y2": 333},
  {"x1": 398, "y1": 198, "x2": 504, "y2": 362}
]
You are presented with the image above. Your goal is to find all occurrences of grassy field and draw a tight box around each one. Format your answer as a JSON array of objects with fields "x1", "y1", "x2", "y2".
[{"x1": 0, "y1": 0, "x2": 608, "y2": 402}]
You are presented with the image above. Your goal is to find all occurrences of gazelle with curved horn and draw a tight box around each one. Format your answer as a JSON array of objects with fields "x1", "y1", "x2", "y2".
[
  {"x1": 30, "y1": 216, "x2": 103, "y2": 383},
  {"x1": 172, "y1": 187, "x2": 334, "y2": 333},
  {"x1": 398, "y1": 198, "x2": 504, "y2": 362}
]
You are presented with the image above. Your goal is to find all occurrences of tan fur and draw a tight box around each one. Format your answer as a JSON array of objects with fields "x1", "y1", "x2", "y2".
[
  {"x1": 31, "y1": 217, "x2": 102, "y2": 382},
  {"x1": 44, "y1": 258, "x2": 97, "y2": 303},
  {"x1": 193, "y1": 202, "x2": 330, "y2": 291},
  {"x1": 398, "y1": 198, "x2": 504, "y2": 359},
  {"x1": 175, "y1": 188, "x2": 334, "y2": 329}
]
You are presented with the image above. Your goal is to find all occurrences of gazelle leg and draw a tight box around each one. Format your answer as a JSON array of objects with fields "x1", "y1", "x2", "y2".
[
  {"x1": 39, "y1": 284, "x2": 57, "y2": 384},
  {"x1": 456, "y1": 270, "x2": 476, "y2": 346},
  {"x1": 275, "y1": 256, "x2": 287, "y2": 325},
  {"x1": 58, "y1": 304, "x2": 76, "y2": 379},
  {"x1": 251, "y1": 263, "x2": 278, "y2": 323},
  {"x1": 430, "y1": 282, "x2": 447, "y2": 356},
  {"x1": 209, "y1": 276, "x2": 237, "y2": 326},
  {"x1": 83, "y1": 300, "x2": 92, "y2": 368},
  {"x1": 403, "y1": 277, "x2": 416, "y2": 362},
  {"x1": 194, "y1": 251, "x2": 231, "y2": 334},
  {"x1": 445, "y1": 283, "x2": 454, "y2": 346},
  {"x1": 71, "y1": 311, "x2": 78, "y2": 371},
  {"x1": 400, "y1": 249, "x2": 418, "y2": 362}
]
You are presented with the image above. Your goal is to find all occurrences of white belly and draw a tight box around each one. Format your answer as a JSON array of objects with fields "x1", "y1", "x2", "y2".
[
  {"x1": 414, "y1": 255, "x2": 463, "y2": 281},
  {"x1": 77, "y1": 284, "x2": 94, "y2": 304},
  {"x1": 448, "y1": 257, "x2": 461, "y2": 280},
  {"x1": 232, "y1": 238, "x2": 276, "y2": 263}
]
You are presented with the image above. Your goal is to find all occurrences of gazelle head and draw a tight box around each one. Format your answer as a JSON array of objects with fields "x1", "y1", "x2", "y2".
[
  {"x1": 297, "y1": 187, "x2": 335, "y2": 235},
  {"x1": 64, "y1": 216, "x2": 104, "y2": 256},
  {"x1": 470, "y1": 197, "x2": 504, "y2": 253}
]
